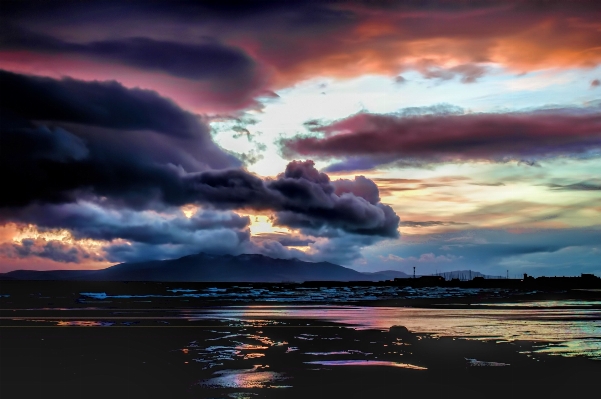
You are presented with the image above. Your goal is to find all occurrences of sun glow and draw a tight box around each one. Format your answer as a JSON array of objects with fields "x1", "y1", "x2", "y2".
[
  {"x1": 286, "y1": 245, "x2": 311, "y2": 253},
  {"x1": 180, "y1": 204, "x2": 200, "y2": 218},
  {"x1": 11, "y1": 225, "x2": 72, "y2": 243},
  {"x1": 9, "y1": 223, "x2": 108, "y2": 253},
  {"x1": 249, "y1": 215, "x2": 291, "y2": 236}
]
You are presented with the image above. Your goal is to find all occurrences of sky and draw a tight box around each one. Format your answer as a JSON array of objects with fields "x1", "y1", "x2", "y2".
[{"x1": 1, "y1": 0, "x2": 600, "y2": 277}]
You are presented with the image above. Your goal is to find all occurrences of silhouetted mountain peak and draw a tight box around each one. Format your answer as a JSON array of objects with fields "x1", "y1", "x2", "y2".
[{"x1": 1, "y1": 253, "x2": 500, "y2": 283}]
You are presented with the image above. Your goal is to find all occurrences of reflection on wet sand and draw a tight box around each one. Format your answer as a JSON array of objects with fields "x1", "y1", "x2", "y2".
[
  {"x1": 188, "y1": 304, "x2": 601, "y2": 358},
  {"x1": 3, "y1": 304, "x2": 601, "y2": 398},
  {"x1": 305, "y1": 350, "x2": 371, "y2": 356},
  {"x1": 55, "y1": 320, "x2": 115, "y2": 327},
  {"x1": 199, "y1": 365, "x2": 290, "y2": 389},
  {"x1": 305, "y1": 360, "x2": 427, "y2": 369}
]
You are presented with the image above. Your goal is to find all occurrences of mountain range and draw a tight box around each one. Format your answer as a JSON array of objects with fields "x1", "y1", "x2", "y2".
[{"x1": 0, "y1": 253, "x2": 410, "y2": 282}]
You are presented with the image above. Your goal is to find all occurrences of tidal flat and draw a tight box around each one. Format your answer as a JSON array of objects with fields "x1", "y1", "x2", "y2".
[{"x1": 1, "y1": 281, "x2": 600, "y2": 399}]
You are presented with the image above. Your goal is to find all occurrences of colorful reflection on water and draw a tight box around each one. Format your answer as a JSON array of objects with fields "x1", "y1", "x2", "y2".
[
  {"x1": 186, "y1": 303, "x2": 601, "y2": 359},
  {"x1": 198, "y1": 365, "x2": 290, "y2": 389},
  {"x1": 55, "y1": 320, "x2": 114, "y2": 327},
  {"x1": 305, "y1": 360, "x2": 427, "y2": 369}
]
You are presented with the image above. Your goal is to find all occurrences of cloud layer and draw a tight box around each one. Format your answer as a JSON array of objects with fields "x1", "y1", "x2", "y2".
[
  {"x1": 0, "y1": 71, "x2": 399, "y2": 265},
  {"x1": 2, "y1": 1, "x2": 599, "y2": 274},
  {"x1": 281, "y1": 106, "x2": 601, "y2": 170},
  {"x1": 2, "y1": 1, "x2": 601, "y2": 110},
  {"x1": 368, "y1": 228, "x2": 601, "y2": 276}
]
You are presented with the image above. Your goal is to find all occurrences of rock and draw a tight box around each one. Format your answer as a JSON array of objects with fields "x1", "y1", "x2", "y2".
[{"x1": 389, "y1": 325, "x2": 413, "y2": 338}]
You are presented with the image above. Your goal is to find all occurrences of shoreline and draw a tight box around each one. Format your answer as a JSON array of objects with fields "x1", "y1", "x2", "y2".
[
  {"x1": 1, "y1": 281, "x2": 600, "y2": 398},
  {"x1": 2, "y1": 280, "x2": 601, "y2": 310}
]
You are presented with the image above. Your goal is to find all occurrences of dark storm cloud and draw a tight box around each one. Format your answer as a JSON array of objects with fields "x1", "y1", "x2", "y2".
[
  {"x1": 281, "y1": 105, "x2": 601, "y2": 171},
  {"x1": 0, "y1": 70, "x2": 239, "y2": 208},
  {"x1": 332, "y1": 176, "x2": 380, "y2": 204},
  {"x1": 0, "y1": 70, "x2": 215, "y2": 139},
  {"x1": 0, "y1": 71, "x2": 399, "y2": 239},
  {"x1": 270, "y1": 161, "x2": 399, "y2": 237},
  {"x1": 1, "y1": 25, "x2": 260, "y2": 83},
  {"x1": 186, "y1": 160, "x2": 400, "y2": 237},
  {"x1": 0, "y1": 123, "x2": 89, "y2": 163}
]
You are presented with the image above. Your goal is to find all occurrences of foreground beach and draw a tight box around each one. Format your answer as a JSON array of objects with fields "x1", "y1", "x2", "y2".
[{"x1": 1, "y1": 282, "x2": 600, "y2": 399}]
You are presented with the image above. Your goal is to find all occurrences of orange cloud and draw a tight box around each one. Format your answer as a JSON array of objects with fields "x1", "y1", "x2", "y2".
[
  {"x1": 2, "y1": 2, "x2": 600, "y2": 110},
  {"x1": 242, "y1": 2, "x2": 601, "y2": 87}
]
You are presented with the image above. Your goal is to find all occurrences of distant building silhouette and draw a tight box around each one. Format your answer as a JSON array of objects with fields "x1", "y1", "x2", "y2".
[{"x1": 394, "y1": 272, "x2": 600, "y2": 289}]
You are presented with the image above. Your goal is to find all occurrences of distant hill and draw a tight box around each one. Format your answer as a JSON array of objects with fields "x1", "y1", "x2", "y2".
[
  {"x1": 0, "y1": 253, "x2": 403, "y2": 283},
  {"x1": 0, "y1": 270, "x2": 97, "y2": 281}
]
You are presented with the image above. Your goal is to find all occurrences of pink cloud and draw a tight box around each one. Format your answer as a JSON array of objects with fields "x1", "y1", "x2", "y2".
[
  {"x1": 3, "y1": 2, "x2": 601, "y2": 113},
  {"x1": 0, "y1": 51, "x2": 270, "y2": 113},
  {"x1": 282, "y1": 106, "x2": 601, "y2": 169}
]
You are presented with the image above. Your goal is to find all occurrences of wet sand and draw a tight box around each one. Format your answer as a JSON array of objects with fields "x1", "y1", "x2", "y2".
[
  {"x1": 1, "y1": 282, "x2": 600, "y2": 398},
  {"x1": 2, "y1": 316, "x2": 601, "y2": 398}
]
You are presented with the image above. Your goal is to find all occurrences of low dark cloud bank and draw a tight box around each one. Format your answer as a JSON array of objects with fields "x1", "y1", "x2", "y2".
[
  {"x1": 0, "y1": 21, "x2": 268, "y2": 110},
  {"x1": 0, "y1": 71, "x2": 399, "y2": 263},
  {"x1": 281, "y1": 106, "x2": 601, "y2": 171}
]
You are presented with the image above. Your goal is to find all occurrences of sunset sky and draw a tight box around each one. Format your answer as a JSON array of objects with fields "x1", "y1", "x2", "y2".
[{"x1": 1, "y1": 0, "x2": 600, "y2": 277}]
